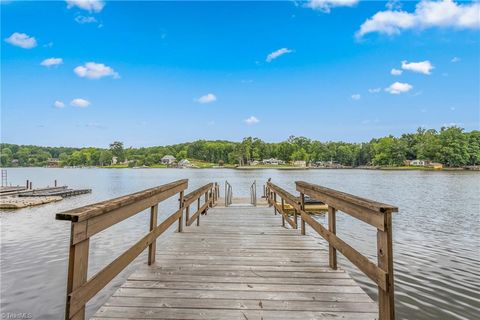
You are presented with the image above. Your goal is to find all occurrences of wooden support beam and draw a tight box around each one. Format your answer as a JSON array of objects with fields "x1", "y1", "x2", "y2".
[
  {"x1": 65, "y1": 222, "x2": 89, "y2": 320},
  {"x1": 148, "y1": 204, "x2": 158, "y2": 265},
  {"x1": 328, "y1": 206, "x2": 337, "y2": 270},
  {"x1": 178, "y1": 191, "x2": 184, "y2": 233},
  {"x1": 300, "y1": 193, "x2": 306, "y2": 235},
  {"x1": 378, "y1": 212, "x2": 395, "y2": 320},
  {"x1": 273, "y1": 193, "x2": 277, "y2": 215}
]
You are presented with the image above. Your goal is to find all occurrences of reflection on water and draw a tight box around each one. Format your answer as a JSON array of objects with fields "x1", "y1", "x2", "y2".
[{"x1": 1, "y1": 168, "x2": 479, "y2": 319}]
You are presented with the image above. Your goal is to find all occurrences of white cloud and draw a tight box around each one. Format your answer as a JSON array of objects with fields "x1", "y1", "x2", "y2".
[
  {"x1": 306, "y1": 0, "x2": 358, "y2": 13},
  {"x1": 385, "y1": 82, "x2": 413, "y2": 94},
  {"x1": 368, "y1": 87, "x2": 382, "y2": 93},
  {"x1": 385, "y1": 0, "x2": 402, "y2": 11},
  {"x1": 66, "y1": 0, "x2": 105, "y2": 13},
  {"x1": 195, "y1": 93, "x2": 217, "y2": 104},
  {"x1": 266, "y1": 48, "x2": 293, "y2": 62},
  {"x1": 74, "y1": 62, "x2": 120, "y2": 79},
  {"x1": 391, "y1": 68, "x2": 403, "y2": 76},
  {"x1": 75, "y1": 15, "x2": 97, "y2": 24},
  {"x1": 451, "y1": 56, "x2": 461, "y2": 63},
  {"x1": 357, "y1": 0, "x2": 480, "y2": 37},
  {"x1": 245, "y1": 116, "x2": 260, "y2": 125},
  {"x1": 351, "y1": 94, "x2": 361, "y2": 100},
  {"x1": 85, "y1": 122, "x2": 106, "y2": 129},
  {"x1": 401, "y1": 60, "x2": 434, "y2": 75},
  {"x1": 70, "y1": 98, "x2": 90, "y2": 107},
  {"x1": 41, "y1": 57, "x2": 63, "y2": 67},
  {"x1": 53, "y1": 100, "x2": 65, "y2": 108},
  {"x1": 4, "y1": 32, "x2": 37, "y2": 49}
]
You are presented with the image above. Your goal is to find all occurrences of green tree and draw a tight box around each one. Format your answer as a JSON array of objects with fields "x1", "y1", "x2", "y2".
[
  {"x1": 0, "y1": 147, "x2": 13, "y2": 166},
  {"x1": 99, "y1": 150, "x2": 113, "y2": 166},
  {"x1": 109, "y1": 141, "x2": 125, "y2": 162},
  {"x1": 438, "y1": 127, "x2": 469, "y2": 167}
]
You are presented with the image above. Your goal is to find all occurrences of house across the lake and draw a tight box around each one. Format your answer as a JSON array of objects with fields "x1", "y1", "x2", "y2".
[
  {"x1": 404, "y1": 159, "x2": 443, "y2": 169},
  {"x1": 178, "y1": 159, "x2": 191, "y2": 168},
  {"x1": 409, "y1": 159, "x2": 429, "y2": 166},
  {"x1": 47, "y1": 158, "x2": 61, "y2": 168},
  {"x1": 161, "y1": 155, "x2": 177, "y2": 165},
  {"x1": 293, "y1": 160, "x2": 307, "y2": 167},
  {"x1": 262, "y1": 158, "x2": 285, "y2": 165}
]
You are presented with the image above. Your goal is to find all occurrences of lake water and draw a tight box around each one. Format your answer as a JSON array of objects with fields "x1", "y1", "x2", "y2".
[{"x1": 1, "y1": 168, "x2": 479, "y2": 320}]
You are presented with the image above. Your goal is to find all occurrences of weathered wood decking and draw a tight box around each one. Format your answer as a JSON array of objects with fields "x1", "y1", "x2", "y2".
[{"x1": 92, "y1": 205, "x2": 378, "y2": 319}]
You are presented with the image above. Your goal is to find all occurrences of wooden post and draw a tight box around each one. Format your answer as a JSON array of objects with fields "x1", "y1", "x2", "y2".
[
  {"x1": 273, "y1": 193, "x2": 277, "y2": 215},
  {"x1": 300, "y1": 193, "x2": 306, "y2": 235},
  {"x1": 55, "y1": 179, "x2": 57, "y2": 187},
  {"x1": 148, "y1": 204, "x2": 158, "y2": 265},
  {"x1": 65, "y1": 222, "x2": 89, "y2": 320},
  {"x1": 328, "y1": 206, "x2": 337, "y2": 270},
  {"x1": 26, "y1": 179, "x2": 29, "y2": 189},
  {"x1": 185, "y1": 205, "x2": 190, "y2": 225},
  {"x1": 29, "y1": 181, "x2": 32, "y2": 189},
  {"x1": 294, "y1": 208, "x2": 298, "y2": 229},
  {"x1": 377, "y1": 212, "x2": 395, "y2": 320},
  {"x1": 281, "y1": 198, "x2": 285, "y2": 227},
  {"x1": 177, "y1": 191, "x2": 184, "y2": 232}
]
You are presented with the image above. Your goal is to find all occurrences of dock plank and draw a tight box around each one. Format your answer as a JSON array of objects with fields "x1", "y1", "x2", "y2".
[{"x1": 92, "y1": 205, "x2": 377, "y2": 319}]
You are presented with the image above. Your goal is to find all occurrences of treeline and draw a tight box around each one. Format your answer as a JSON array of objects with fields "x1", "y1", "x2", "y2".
[{"x1": 1, "y1": 127, "x2": 479, "y2": 168}]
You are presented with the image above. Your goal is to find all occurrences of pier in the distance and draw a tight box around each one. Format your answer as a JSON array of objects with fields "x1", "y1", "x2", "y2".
[{"x1": 56, "y1": 179, "x2": 398, "y2": 320}]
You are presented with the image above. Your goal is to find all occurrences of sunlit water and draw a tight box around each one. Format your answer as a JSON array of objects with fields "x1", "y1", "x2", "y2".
[{"x1": 1, "y1": 168, "x2": 479, "y2": 319}]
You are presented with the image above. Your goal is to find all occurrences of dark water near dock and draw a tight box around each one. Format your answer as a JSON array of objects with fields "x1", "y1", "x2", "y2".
[{"x1": 1, "y1": 168, "x2": 479, "y2": 320}]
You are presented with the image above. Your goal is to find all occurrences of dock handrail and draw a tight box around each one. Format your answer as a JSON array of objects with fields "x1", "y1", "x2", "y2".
[
  {"x1": 266, "y1": 181, "x2": 299, "y2": 229},
  {"x1": 183, "y1": 182, "x2": 219, "y2": 226},
  {"x1": 56, "y1": 179, "x2": 218, "y2": 320},
  {"x1": 250, "y1": 180, "x2": 257, "y2": 206},
  {"x1": 225, "y1": 180, "x2": 232, "y2": 206},
  {"x1": 266, "y1": 180, "x2": 398, "y2": 320}
]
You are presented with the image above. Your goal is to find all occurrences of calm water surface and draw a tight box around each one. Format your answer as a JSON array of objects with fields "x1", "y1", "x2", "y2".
[{"x1": 1, "y1": 168, "x2": 479, "y2": 319}]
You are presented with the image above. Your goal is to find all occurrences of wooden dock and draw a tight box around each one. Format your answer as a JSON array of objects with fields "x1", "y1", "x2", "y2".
[{"x1": 56, "y1": 180, "x2": 397, "y2": 320}]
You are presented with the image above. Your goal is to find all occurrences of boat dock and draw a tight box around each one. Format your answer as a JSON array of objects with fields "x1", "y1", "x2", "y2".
[
  {"x1": 18, "y1": 186, "x2": 91, "y2": 198},
  {"x1": 56, "y1": 179, "x2": 398, "y2": 320},
  {"x1": 0, "y1": 177, "x2": 92, "y2": 209}
]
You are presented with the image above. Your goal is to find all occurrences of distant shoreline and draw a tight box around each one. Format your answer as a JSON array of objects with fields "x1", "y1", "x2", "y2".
[{"x1": 3, "y1": 165, "x2": 479, "y2": 171}]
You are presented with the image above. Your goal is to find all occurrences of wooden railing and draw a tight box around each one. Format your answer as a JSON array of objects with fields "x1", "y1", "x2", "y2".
[
  {"x1": 183, "y1": 182, "x2": 219, "y2": 226},
  {"x1": 266, "y1": 180, "x2": 398, "y2": 320},
  {"x1": 266, "y1": 181, "x2": 298, "y2": 229},
  {"x1": 56, "y1": 179, "x2": 218, "y2": 320}
]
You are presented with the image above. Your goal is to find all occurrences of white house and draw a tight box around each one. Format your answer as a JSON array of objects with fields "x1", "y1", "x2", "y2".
[
  {"x1": 161, "y1": 155, "x2": 177, "y2": 165},
  {"x1": 410, "y1": 159, "x2": 428, "y2": 166},
  {"x1": 178, "y1": 159, "x2": 191, "y2": 168},
  {"x1": 262, "y1": 158, "x2": 285, "y2": 165}
]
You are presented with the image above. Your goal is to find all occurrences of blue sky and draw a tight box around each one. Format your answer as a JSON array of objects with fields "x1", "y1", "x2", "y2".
[{"x1": 1, "y1": 0, "x2": 479, "y2": 147}]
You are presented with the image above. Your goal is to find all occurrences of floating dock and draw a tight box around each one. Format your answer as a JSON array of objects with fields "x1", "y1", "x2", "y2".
[
  {"x1": 18, "y1": 187, "x2": 91, "y2": 198},
  {"x1": 0, "y1": 184, "x2": 91, "y2": 209},
  {"x1": 0, "y1": 196, "x2": 63, "y2": 209}
]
